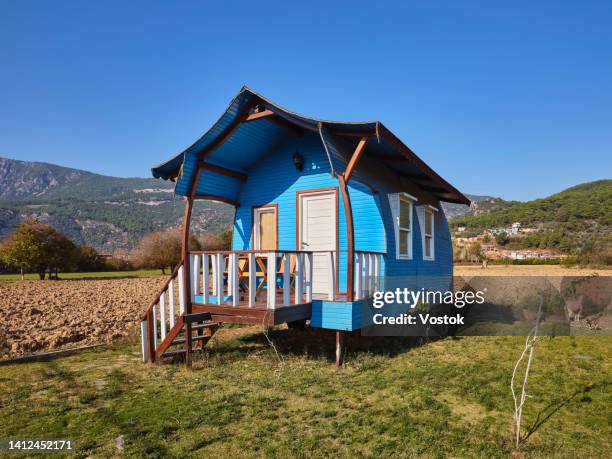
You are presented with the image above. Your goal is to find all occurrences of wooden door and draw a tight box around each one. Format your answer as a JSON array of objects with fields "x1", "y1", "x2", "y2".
[{"x1": 299, "y1": 191, "x2": 336, "y2": 294}]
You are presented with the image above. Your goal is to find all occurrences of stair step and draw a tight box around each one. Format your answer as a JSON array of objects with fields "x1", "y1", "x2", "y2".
[
  {"x1": 171, "y1": 335, "x2": 212, "y2": 345},
  {"x1": 191, "y1": 322, "x2": 218, "y2": 330}
]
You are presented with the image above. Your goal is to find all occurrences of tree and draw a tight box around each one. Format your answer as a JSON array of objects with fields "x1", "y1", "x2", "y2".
[
  {"x1": 75, "y1": 246, "x2": 105, "y2": 272},
  {"x1": 467, "y1": 242, "x2": 482, "y2": 262},
  {"x1": 200, "y1": 229, "x2": 233, "y2": 251},
  {"x1": 495, "y1": 232, "x2": 510, "y2": 246},
  {"x1": 0, "y1": 221, "x2": 78, "y2": 279},
  {"x1": 131, "y1": 228, "x2": 202, "y2": 273}
]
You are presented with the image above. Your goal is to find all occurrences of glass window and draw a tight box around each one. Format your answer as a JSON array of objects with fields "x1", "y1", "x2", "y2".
[
  {"x1": 398, "y1": 195, "x2": 413, "y2": 258},
  {"x1": 423, "y1": 208, "x2": 434, "y2": 260}
]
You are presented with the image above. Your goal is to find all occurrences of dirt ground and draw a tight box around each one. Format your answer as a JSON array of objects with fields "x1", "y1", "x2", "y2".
[
  {"x1": 0, "y1": 277, "x2": 165, "y2": 359},
  {"x1": 455, "y1": 264, "x2": 612, "y2": 277}
]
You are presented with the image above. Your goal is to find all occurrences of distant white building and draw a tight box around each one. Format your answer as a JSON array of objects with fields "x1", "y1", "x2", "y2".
[{"x1": 488, "y1": 222, "x2": 522, "y2": 236}]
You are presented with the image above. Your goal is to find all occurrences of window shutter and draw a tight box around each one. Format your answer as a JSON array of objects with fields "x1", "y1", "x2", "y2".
[{"x1": 388, "y1": 193, "x2": 400, "y2": 259}]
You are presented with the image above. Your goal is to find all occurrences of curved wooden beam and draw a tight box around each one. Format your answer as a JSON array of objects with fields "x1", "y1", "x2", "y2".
[
  {"x1": 337, "y1": 174, "x2": 354, "y2": 302},
  {"x1": 343, "y1": 137, "x2": 368, "y2": 183}
]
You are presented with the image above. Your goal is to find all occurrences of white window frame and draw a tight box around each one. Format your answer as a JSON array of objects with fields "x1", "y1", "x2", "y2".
[
  {"x1": 389, "y1": 192, "x2": 417, "y2": 260},
  {"x1": 420, "y1": 205, "x2": 438, "y2": 261}
]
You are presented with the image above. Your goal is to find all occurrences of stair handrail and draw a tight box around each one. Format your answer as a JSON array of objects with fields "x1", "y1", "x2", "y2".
[{"x1": 141, "y1": 259, "x2": 184, "y2": 321}]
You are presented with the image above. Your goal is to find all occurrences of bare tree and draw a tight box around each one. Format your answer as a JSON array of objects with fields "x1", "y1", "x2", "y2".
[
  {"x1": 131, "y1": 228, "x2": 201, "y2": 273},
  {"x1": 510, "y1": 290, "x2": 544, "y2": 448}
]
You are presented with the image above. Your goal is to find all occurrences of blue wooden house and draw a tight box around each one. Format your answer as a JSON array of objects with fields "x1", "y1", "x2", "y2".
[{"x1": 139, "y1": 87, "x2": 469, "y2": 366}]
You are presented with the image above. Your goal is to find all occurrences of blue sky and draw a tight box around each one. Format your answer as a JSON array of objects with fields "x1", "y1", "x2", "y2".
[{"x1": 1, "y1": 1, "x2": 610, "y2": 201}]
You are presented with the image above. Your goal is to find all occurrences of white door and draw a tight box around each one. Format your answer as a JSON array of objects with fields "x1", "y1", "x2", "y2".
[{"x1": 299, "y1": 191, "x2": 336, "y2": 295}]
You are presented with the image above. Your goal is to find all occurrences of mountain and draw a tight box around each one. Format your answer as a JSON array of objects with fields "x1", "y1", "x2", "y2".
[
  {"x1": 450, "y1": 180, "x2": 612, "y2": 256},
  {"x1": 441, "y1": 194, "x2": 512, "y2": 219},
  {"x1": 0, "y1": 157, "x2": 234, "y2": 252}
]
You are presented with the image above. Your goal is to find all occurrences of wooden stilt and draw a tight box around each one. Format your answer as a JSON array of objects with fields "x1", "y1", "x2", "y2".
[
  {"x1": 335, "y1": 331, "x2": 344, "y2": 368},
  {"x1": 185, "y1": 327, "x2": 192, "y2": 368}
]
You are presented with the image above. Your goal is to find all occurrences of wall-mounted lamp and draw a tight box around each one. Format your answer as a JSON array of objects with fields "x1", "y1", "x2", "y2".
[{"x1": 292, "y1": 151, "x2": 304, "y2": 171}]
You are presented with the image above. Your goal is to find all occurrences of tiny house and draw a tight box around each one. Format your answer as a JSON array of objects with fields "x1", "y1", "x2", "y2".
[{"x1": 140, "y1": 87, "x2": 469, "y2": 366}]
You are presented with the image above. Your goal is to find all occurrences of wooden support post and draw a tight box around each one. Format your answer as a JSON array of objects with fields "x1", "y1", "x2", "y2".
[
  {"x1": 181, "y1": 198, "x2": 193, "y2": 314},
  {"x1": 336, "y1": 331, "x2": 344, "y2": 368},
  {"x1": 181, "y1": 196, "x2": 194, "y2": 368},
  {"x1": 337, "y1": 175, "x2": 354, "y2": 302}
]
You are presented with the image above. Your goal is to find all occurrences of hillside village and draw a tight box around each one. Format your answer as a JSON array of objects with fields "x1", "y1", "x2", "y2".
[{"x1": 453, "y1": 222, "x2": 569, "y2": 263}]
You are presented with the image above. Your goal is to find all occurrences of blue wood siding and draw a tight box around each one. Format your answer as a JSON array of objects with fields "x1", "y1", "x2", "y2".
[
  {"x1": 195, "y1": 169, "x2": 243, "y2": 201},
  {"x1": 231, "y1": 133, "x2": 385, "y2": 293},
  {"x1": 310, "y1": 300, "x2": 363, "y2": 331},
  {"x1": 225, "y1": 130, "x2": 454, "y2": 328}
]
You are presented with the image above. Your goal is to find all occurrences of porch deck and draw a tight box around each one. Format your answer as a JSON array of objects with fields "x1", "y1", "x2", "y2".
[
  {"x1": 192, "y1": 301, "x2": 312, "y2": 326},
  {"x1": 192, "y1": 292, "x2": 352, "y2": 326}
]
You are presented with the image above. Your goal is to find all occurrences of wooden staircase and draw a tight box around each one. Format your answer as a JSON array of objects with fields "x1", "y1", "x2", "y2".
[
  {"x1": 140, "y1": 260, "x2": 220, "y2": 365},
  {"x1": 156, "y1": 312, "x2": 219, "y2": 361}
]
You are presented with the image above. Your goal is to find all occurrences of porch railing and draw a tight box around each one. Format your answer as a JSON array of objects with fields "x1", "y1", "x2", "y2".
[
  {"x1": 188, "y1": 250, "x2": 316, "y2": 308},
  {"x1": 354, "y1": 251, "x2": 384, "y2": 300},
  {"x1": 188, "y1": 249, "x2": 384, "y2": 306}
]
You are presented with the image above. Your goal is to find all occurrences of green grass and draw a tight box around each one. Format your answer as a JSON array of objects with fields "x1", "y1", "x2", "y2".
[
  {"x1": 0, "y1": 269, "x2": 163, "y2": 281},
  {"x1": 0, "y1": 329, "x2": 610, "y2": 458}
]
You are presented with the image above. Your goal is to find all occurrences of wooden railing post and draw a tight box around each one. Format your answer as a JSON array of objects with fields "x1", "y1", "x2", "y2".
[
  {"x1": 216, "y1": 253, "x2": 224, "y2": 305},
  {"x1": 160, "y1": 292, "x2": 166, "y2": 341},
  {"x1": 283, "y1": 253, "x2": 291, "y2": 306},
  {"x1": 295, "y1": 253, "x2": 303, "y2": 304},
  {"x1": 152, "y1": 304, "x2": 159, "y2": 350},
  {"x1": 140, "y1": 321, "x2": 149, "y2": 363},
  {"x1": 248, "y1": 252, "x2": 256, "y2": 307},
  {"x1": 147, "y1": 308, "x2": 155, "y2": 363},
  {"x1": 267, "y1": 252, "x2": 276, "y2": 309},
  {"x1": 305, "y1": 252, "x2": 313, "y2": 302},
  {"x1": 178, "y1": 265, "x2": 185, "y2": 314},
  {"x1": 327, "y1": 251, "x2": 336, "y2": 301},
  {"x1": 355, "y1": 253, "x2": 363, "y2": 300},
  {"x1": 168, "y1": 279, "x2": 175, "y2": 327},
  {"x1": 202, "y1": 254, "x2": 209, "y2": 304},
  {"x1": 230, "y1": 253, "x2": 239, "y2": 306},
  {"x1": 192, "y1": 254, "x2": 200, "y2": 299}
]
